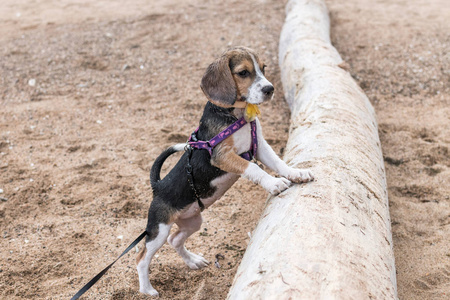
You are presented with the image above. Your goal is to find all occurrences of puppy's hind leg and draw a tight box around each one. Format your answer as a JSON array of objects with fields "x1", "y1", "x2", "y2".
[
  {"x1": 136, "y1": 222, "x2": 172, "y2": 296},
  {"x1": 167, "y1": 213, "x2": 209, "y2": 270}
]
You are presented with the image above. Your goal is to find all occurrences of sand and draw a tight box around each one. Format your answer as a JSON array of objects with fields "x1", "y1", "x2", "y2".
[{"x1": 0, "y1": 0, "x2": 448, "y2": 299}]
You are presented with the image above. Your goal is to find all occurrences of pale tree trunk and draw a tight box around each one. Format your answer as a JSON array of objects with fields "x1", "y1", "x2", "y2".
[{"x1": 227, "y1": 0, "x2": 397, "y2": 299}]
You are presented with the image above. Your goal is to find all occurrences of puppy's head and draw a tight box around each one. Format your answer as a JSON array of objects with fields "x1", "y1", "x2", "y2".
[{"x1": 201, "y1": 46, "x2": 274, "y2": 107}]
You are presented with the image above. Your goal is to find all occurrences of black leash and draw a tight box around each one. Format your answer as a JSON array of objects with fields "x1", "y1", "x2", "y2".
[
  {"x1": 70, "y1": 231, "x2": 147, "y2": 300},
  {"x1": 185, "y1": 145, "x2": 205, "y2": 211},
  {"x1": 71, "y1": 134, "x2": 208, "y2": 299},
  {"x1": 71, "y1": 140, "x2": 206, "y2": 298}
]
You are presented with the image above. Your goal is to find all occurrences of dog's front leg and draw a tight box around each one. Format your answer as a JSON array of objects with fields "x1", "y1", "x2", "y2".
[
  {"x1": 255, "y1": 120, "x2": 314, "y2": 183},
  {"x1": 211, "y1": 140, "x2": 291, "y2": 195}
]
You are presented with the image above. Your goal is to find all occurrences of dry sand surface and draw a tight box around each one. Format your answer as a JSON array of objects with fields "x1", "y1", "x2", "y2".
[{"x1": 0, "y1": 0, "x2": 448, "y2": 299}]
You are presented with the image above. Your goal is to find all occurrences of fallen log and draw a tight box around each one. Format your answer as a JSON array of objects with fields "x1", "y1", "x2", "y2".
[{"x1": 227, "y1": 0, "x2": 397, "y2": 299}]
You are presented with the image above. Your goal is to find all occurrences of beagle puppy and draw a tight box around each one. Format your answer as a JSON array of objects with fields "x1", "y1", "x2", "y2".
[{"x1": 137, "y1": 46, "x2": 314, "y2": 296}]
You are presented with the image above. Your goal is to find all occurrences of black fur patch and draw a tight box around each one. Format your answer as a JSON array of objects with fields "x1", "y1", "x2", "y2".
[{"x1": 146, "y1": 102, "x2": 240, "y2": 238}]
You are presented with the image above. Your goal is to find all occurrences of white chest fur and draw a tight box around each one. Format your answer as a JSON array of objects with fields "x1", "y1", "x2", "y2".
[{"x1": 231, "y1": 122, "x2": 252, "y2": 155}]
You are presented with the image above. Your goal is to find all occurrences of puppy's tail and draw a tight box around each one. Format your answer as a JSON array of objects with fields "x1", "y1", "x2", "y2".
[{"x1": 150, "y1": 143, "x2": 186, "y2": 189}]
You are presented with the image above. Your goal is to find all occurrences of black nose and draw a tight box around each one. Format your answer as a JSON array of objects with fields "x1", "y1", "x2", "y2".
[{"x1": 262, "y1": 85, "x2": 274, "y2": 97}]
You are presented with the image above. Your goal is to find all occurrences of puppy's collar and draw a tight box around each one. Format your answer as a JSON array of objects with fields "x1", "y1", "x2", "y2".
[
  {"x1": 231, "y1": 100, "x2": 247, "y2": 109},
  {"x1": 207, "y1": 99, "x2": 247, "y2": 109},
  {"x1": 207, "y1": 99, "x2": 260, "y2": 122}
]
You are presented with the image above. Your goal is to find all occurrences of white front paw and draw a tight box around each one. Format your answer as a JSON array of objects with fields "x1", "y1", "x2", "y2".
[
  {"x1": 262, "y1": 177, "x2": 292, "y2": 195},
  {"x1": 140, "y1": 286, "x2": 159, "y2": 297},
  {"x1": 285, "y1": 168, "x2": 314, "y2": 183}
]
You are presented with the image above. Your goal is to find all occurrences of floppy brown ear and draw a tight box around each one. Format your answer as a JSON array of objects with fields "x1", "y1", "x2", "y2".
[{"x1": 200, "y1": 55, "x2": 237, "y2": 106}]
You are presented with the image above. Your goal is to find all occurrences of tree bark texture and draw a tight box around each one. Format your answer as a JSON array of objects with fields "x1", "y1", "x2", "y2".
[{"x1": 227, "y1": 0, "x2": 398, "y2": 299}]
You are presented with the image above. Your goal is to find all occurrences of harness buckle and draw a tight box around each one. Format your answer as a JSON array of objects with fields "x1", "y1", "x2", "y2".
[{"x1": 190, "y1": 131, "x2": 198, "y2": 142}]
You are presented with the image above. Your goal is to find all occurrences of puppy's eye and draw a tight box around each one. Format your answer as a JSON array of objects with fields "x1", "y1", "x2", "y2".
[
  {"x1": 262, "y1": 65, "x2": 267, "y2": 74},
  {"x1": 238, "y1": 70, "x2": 249, "y2": 77}
]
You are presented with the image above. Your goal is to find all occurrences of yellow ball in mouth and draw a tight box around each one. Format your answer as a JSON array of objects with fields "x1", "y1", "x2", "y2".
[{"x1": 245, "y1": 103, "x2": 261, "y2": 122}]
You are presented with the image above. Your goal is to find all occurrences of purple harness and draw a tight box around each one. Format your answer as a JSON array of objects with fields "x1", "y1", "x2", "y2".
[{"x1": 188, "y1": 117, "x2": 258, "y2": 161}]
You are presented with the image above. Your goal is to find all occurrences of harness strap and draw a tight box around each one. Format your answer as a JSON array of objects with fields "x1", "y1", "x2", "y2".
[
  {"x1": 188, "y1": 117, "x2": 257, "y2": 160},
  {"x1": 241, "y1": 120, "x2": 258, "y2": 160},
  {"x1": 186, "y1": 147, "x2": 205, "y2": 211},
  {"x1": 185, "y1": 117, "x2": 258, "y2": 212}
]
